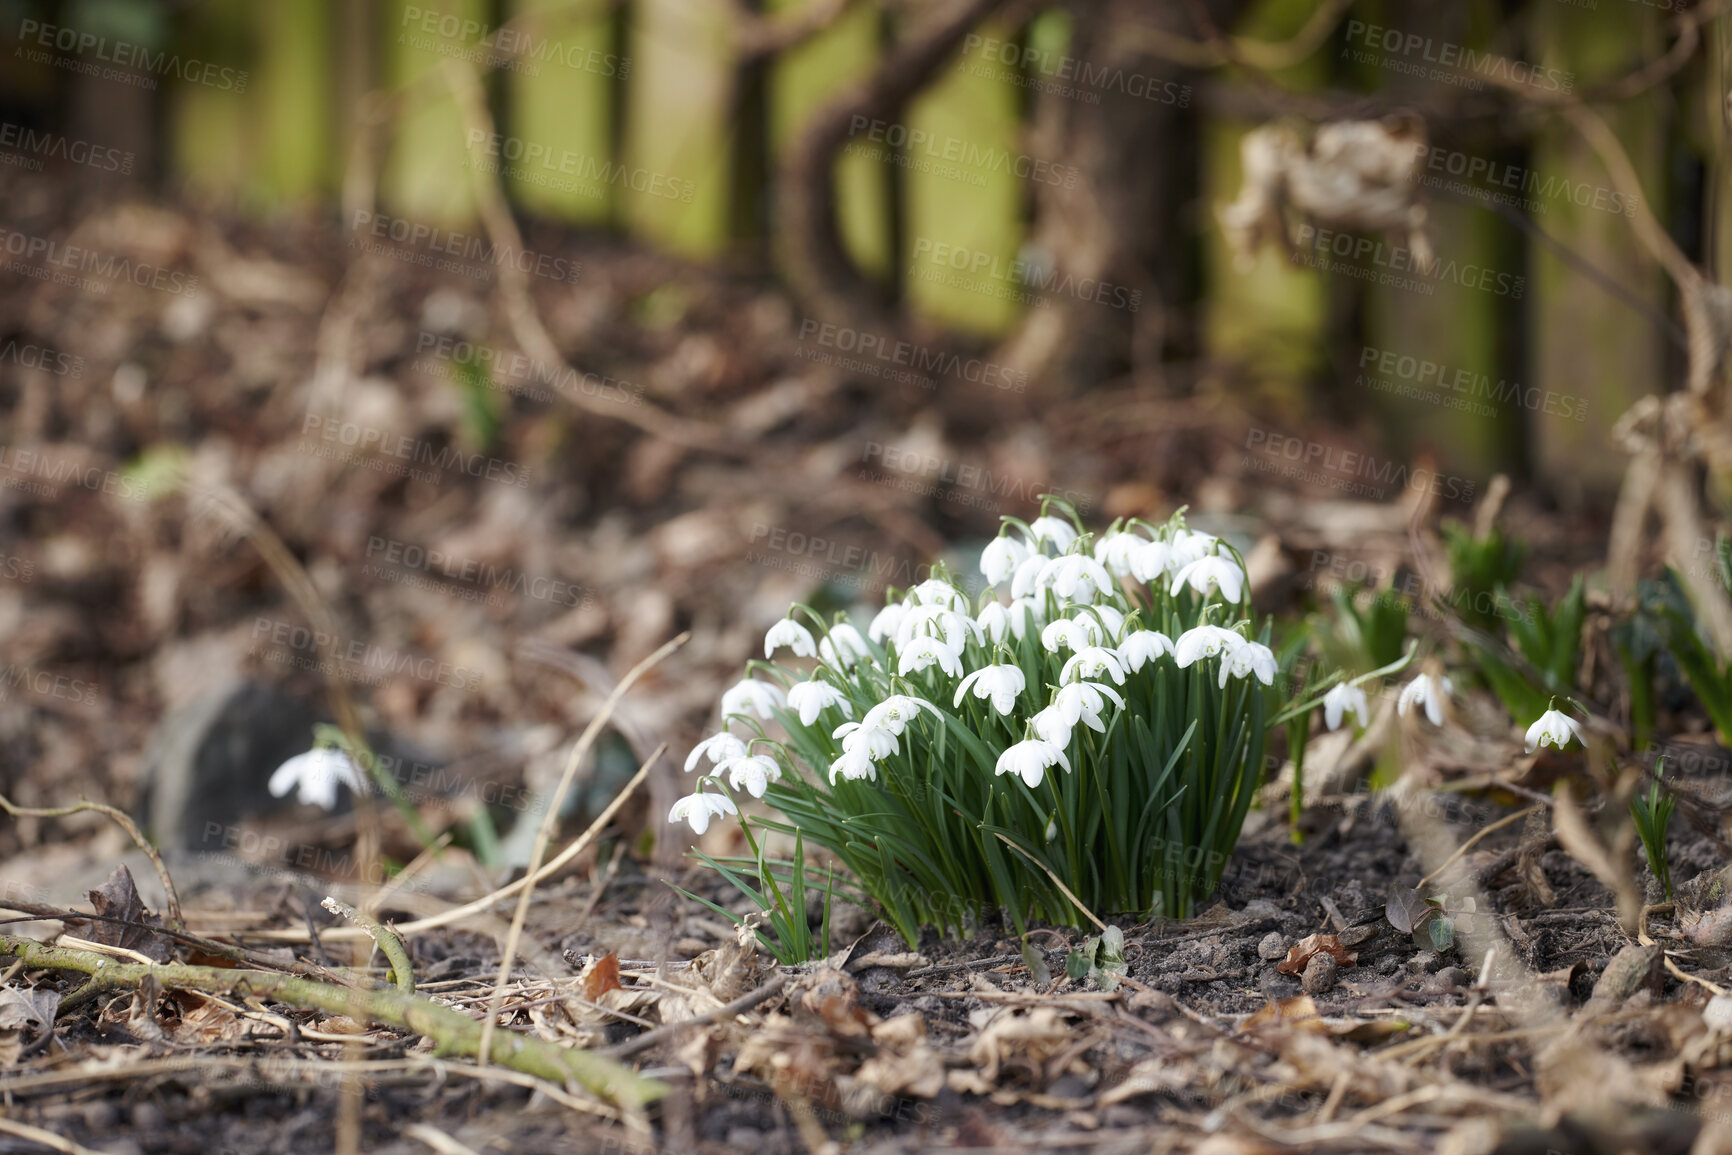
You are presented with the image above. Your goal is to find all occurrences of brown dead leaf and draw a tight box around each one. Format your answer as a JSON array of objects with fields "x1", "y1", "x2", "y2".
[
  {"x1": 0, "y1": 985, "x2": 57, "y2": 1065},
  {"x1": 1098, "y1": 1057, "x2": 1197, "y2": 1106},
  {"x1": 851, "y1": 1013, "x2": 945, "y2": 1100},
  {"x1": 1274, "y1": 933, "x2": 1357, "y2": 977},
  {"x1": 794, "y1": 968, "x2": 873, "y2": 1040},
  {"x1": 80, "y1": 864, "x2": 174, "y2": 963},
  {"x1": 581, "y1": 953, "x2": 623, "y2": 1000},
  {"x1": 965, "y1": 1005, "x2": 1074, "y2": 1085},
  {"x1": 1243, "y1": 994, "x2": 1330, "y2": 1034},
  {"x1": 170, "y1": 994, "x2": 251, "y2": 1045}
]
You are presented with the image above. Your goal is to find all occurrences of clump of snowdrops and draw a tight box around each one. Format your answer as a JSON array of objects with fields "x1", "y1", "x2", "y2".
[{"x1": 672, "y1": 502, "x2": 1302, "y2": 947}]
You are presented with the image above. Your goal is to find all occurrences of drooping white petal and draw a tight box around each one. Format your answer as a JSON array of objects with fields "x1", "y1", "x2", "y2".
[
  {"x1": 1172, "y1": 626, "x2": 1243, "y2": 667},
  {"x1": 1322, "y1": 683, "x2": 1370, "y2": 732},
  {"x1": 868, "y1": 602, "x2": 909, "y2": 643},
  {"x1": 720, "y1": 753, "x2": 782, "y2": 798},
  {"x1": 268, "y1": 748, "x2": 369, "y2": 811},
  {"x1": 1397, "y1": 674, "x2": 1453, "y2": 726},
  {"x1": 953, "y1": 664, "x2": 1026, "y2": 716},
  {"x1": 1027, "y1": 516, "x2": 1078, "y2": 551},
  {"x1": 1117, "y1": 630, "x2": 1175, "y2": 672},
  {"x1": 860, "y1": 695, "x2": 938, "y2": 736},
  {"x1": 1094, "y1": 532, "x2": 1146, "y2": 578},
  {"x1": 1171, "y1": 556, "x2": 1246, "y2": 604},
  {"x1": 764, "y1": 618, "x2": 818, "y2": 659},
  {"x1": 1030, "y1": 705, "x2": 1073, "y2": 749},
  {"x1": 787, "y1": 680, "x2": 852, "y2": 727},
  {"x1": 684, "y1": 731, "x2": 748, "y2": 772},
  {"x1": 1059, "y1": 646, "x2": 1126, "y2": 685},
  {"x1": 981, "y1": 535, "x2": 1031, "y2": 585},
  {"x1": 1218, "y1": 640, "x2": 1277, "y2": 687},
  {"x1": 897, "y1": 635, "x2": 964, "y2": 678},
  {"x1": 1009, "y1": 553, "x2": 1049, "y2": 599},
  {"x1": 832, "y1": 721, "x2": 900, "y2": 760},
  {"x1": 1524, "y1": 708, "x2": 1584, "y2": 752},
  {"x1": 818, "y1": 623, "x2": 872, "y2": 668},
  {"x1": 1054, "y1": 681, "x2": 1125, "y2": 732},
  {"x1": 1038, "y1": 554, "x2": 1115, "y2": 603},
  {"x1": 994, "y1": 739, "x2": 1072, "y2": 788},
  {"x1": 720, "y1": 678, "x2": 787, "y2": 721},
  {"x1": 910, "y1": 578, "x2": 968, "y2": 611},
  {"x1": 668, "y1": 790, "x2": 738, "y2": 835},
  {"x1": 1128, "y1": 540, "x2": 1173, "y2": 583}
]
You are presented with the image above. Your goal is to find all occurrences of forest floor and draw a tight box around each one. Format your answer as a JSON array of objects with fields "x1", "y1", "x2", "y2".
[{"x1": 0, "y1": 185, "x2": 1724, "y2": 1155}]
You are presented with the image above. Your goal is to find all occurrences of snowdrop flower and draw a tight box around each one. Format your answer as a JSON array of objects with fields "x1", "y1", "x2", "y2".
[
  {"x1": 995, "y1": 739, "x2": 1071, "y2": 788},
  {"x1": 788, "y1": 680, "x2": 852, "y2": 726},
  {"x1": 1170, "y1": 529, "x2": 1221, "y2": 569},
  {"x1": 896, "y1": 603, "x2": 978, "y2": 651},
  {"x1": 1039, "y1": 554, "x2": 1114, "y2": 603},
  {"x1": 684, "y1": 731, "x2": 748, "y2": 772},
  {"x1": 1173, "y1": 626, "x2": 1243, "y2": 667},
  {"x1": 1171, "y1": 555, "x2": 1246, "y2": 604},
  {"x1": 910, "y1": 578, "x2": 968, "y2": 611},
  {"x1": 980, "y1": 535, "x2": 1030, "y2": 586},
  {"x1": 898, "y1": 635, "x2": 964, "y2": 678},
  {"x1": 1129, "y1": 539, "x2": 1173, "y2": 583},
  {"x1": 1027, "y1": 516, "x2": 1078, "y2": 551},
  {"x1": 764, "y1": 618, "x2": 818, "y2": 659},
  {"x1": 1525, "y1": 708, "x2": 1584, "y2": 752},
  {"x1": 1117, "y1": 629, "x2": 1175, "y2": 672},
  {"x1": 1006, "y1": 598, "x2": 1044, "y2": 640},
  {"x1": 1322, "y1": 683, "x2": 1370, "y2": 731},
  {"x1": 268, "y1": 748, "x2": 369, "y2": 810},
  {"x1": 1010, "y1": 553, "x2": 1050, "y2": 599},
  {"x1": 1397, "y1": 673, "x2": 1453, "y2": 726},
  {"x1": 1081, "y1": 604, "x2": 1126, "y2": 641},
  {"x1": 669, "y1": 790, "x2": 737, "y2": 835},
  {"x1": 1054, "y1": 682, "x2": 1125, "y2": 733},
  {"x1": 1060, "y1": 646, "x2": 1127, "y2": 685},
  {"x1": 1030, "y1": 705, "x2": 1072, "y2": 749},
  {"x1": 954, "y1": 664, "x2": 1026, "y2": 715},
  {"x1": 861, "y1": 695, "x2": 937, "y2": 735},
  {"x1": 1094, "y1": 532, "x2": 1146, "y2": 578},
  {"x1": 828, "y1": 745, "x2": 879, "y2": 784},
  {"x1": 977, "y1": 600, "x2": 1012, "y2": 644},
  {"x1": 833, "y1": 722, "x2": 899, "y2": 762},
  {"x1": 1218, "y1": 640, "x2": 1277, "y2": 687},
  {"x1": 720, "y1": 753, "x2": 782, "y2": 798},
  {"x1": 868, "y1": 602, "x2": 909, "y2": 643},
  {"x1": 721, "y1": 678, "x2": 787, "y2": 721},
  {"x1": 1040, "y1": 617, "x2": 1095, "y2": 655},
  {"x1": 818, "y1": 622, "x2": 872, "y2": 668}
]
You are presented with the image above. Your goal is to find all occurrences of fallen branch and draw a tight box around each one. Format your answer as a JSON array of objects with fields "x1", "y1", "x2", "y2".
[
  {"x1": 0, "y1": 935, "x2": 664, "y2": 1110},
  {"x1": 322, "y1": 898, "x2": 414, "y2": 994}
]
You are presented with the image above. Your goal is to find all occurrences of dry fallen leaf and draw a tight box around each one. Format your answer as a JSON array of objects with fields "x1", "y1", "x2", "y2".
[
  {"x1": 581, "y1": 953, "x2": 623, "y2": 1000},
  {"x1": 0, "y1": 985, "x2": 57, "y2": 1065},
  {"x1": 81, "y1": 864, "x2": 174, "y2": 964},
  {"x1": 1275, "y1": 933, "x2": 1357, "y2": 977},
  {"x1": 965, "y1": 1006, "x2": 1074, "y2": 1085},
  {"x1": 1243, "y1": 994, "x2": 1329, "y2": 1034}
]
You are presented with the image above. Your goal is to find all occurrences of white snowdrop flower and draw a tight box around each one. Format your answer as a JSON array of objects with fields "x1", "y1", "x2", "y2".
[
  {"x1": 1171, "y1": 529, "x2": 1221, "y2": 569},
  {"x1": 861, "y1": 695, "x2": 938, "y2": 736},
  {"x1": 684, "y1": 731, "x2": 748, "y2": 772},
  {"x1": 1010, "y1": 552, "x2": 1050, "y2": 599},
  {"x1": 720, "y1": 753, "x2": 782, "y2": 798},
  {"x1": 953, "y1": 664, "x2": 1027, "y2": 716},
  {"x1": 268, "y1": 748, "x2": 369, "y2": 811},
  {"x1": 1129, "y1": 540, "x2": 1173, "y2": 583},
  {"x1": 980, "y1": 535, "x2": 1030, "y2": 586},
  {"x1": 1040, "y1": 618, "x2": 1087, "y2": 655},
  {"x1": 1525, "y1": 708, "x2": 1584, "y2": 752},
  {"x1": 828, "y1": 745, "x2": 879, "y2": 785},
  {"x1": 1173, "y1": 626, "x2": 1243, "y2": 667},
  {"x1": 764, "y1": 618, "x2": 818, "y2": 659},
  {"x1": 818, "y1": 622, "x2": 873, "y2": 668},
  {"x1": 668, "y1": 790, "x2": 737, "y2": 835},
  {"x1": 910, "y1": 578, "x2": 968, "y2": 611},
  {"x1": 995, "y1": 739, "x2": 1071, "y2": 788},
  {"x1": 977, "y1": 600, "x2": 1012, "y2": 644},
  {"x1": 1397, "y1": 673, "x2": 1454, "y2": 726},
  {"x1": 1060, "y1": 646, "x2": 1127, "y2": 685},
  {"x1": 1094, "y1": 532, "x2": 1146, "y2": 578},
  {"x1": 832, "y1": 722, "x2": 900, "y2": 760},
  {"x1": 787, "y1": 680, "x2": 852, "y2": 727},
  {"x1": 1218, "y1": 640, "x2": 1277, "y2": 687},
  {"x1": 897, "y1": 634, "x2": 964, "y2": 678},
  {"x1": 1038, "y1": 554, "x2": 1115, "y2": 603},
  {"x1": 1030, "y1": 705, "x2": 1073, "y2": 749},
  {"x1": 868, "y1": 602, "x2": 909, "y2": 643},
  {"x1": 1117, "y1": 629, "x2": 1175, "y2": 672},
  {"x1": 1171, "y1": 555, "x2": 1246, "y2": 604},
  {"x1": 720, "y1": 678, "x2": 787, "y2": 721},
  {"x1": 896, "y1": 603, "x2": 979, "y2": 651},
  {"x1": 1084, "y1": 604, "x2": 1127, "y2": 641},
  {"x1": 1054, "y1": 681, "x2": 1125, "y2": 733},
  {"x1": 1027, "y1": 516, "x2": 1078, "y2": 551},
  {"x1": 1007, "y1": 598, "x2": 1044, "y2": 640},
  {"x1": 1322, "y1": 683, "x2": 1370, "y2": 731}
]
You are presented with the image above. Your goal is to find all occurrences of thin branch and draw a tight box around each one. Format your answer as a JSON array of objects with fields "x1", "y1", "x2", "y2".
[
  {"x1": 0, "y1": 795, "x2": 182, "y2": 932},
  {"x1": 1119, "y1": 0, "x2": 1354, "y2": 71}
]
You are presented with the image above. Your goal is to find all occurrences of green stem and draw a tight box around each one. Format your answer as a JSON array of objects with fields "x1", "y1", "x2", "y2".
[{"x1": 321, "y1": 897, "x2": 415, "y2": 994}]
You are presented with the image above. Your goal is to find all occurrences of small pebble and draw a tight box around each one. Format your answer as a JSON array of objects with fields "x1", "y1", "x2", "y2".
[
  {"x1": 1257, "y1": 932, "x2": 1287, "y2": 961},
  {"x1": 1302, "y1": 953, "x2": 1338, "y2": 995},
  {"x1": 1430, "y1": 966, "x2": 1469, "y2": 992}
]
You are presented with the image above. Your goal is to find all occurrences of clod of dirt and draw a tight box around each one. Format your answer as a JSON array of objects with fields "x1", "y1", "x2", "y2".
[
  {"x1": 1257, "y1": 931, "x2": 1286, "y2": 961},
  {"x1": 1300, "y1": 953, "x2": 1338, "y2": 995},
  {"x1": 1589, "y1": 944, "x2": 1664, "y2": 1005}
]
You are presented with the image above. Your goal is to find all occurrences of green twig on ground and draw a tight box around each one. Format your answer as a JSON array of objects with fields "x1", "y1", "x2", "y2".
[{"x1": 321, "y1": 898, "x2": 415, "y2": 993}]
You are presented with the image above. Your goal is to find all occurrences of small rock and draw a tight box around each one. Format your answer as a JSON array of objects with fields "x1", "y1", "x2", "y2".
[
  {"x1": 1704, "y1": 994, "x2": 1732, "y2": 1031},
  {"x1": 1257, "y1": 932, "x2": 1287, "y2": 961},
  {"x1": 1429, "y1": 966, "x2": 1469, "y2": 992},
  {"x1": 1302, "y1": 953, "x2": 1338, "y2": 995},
  {"x1": 1407, "y1": 950, "x2": 1440, "y2": 974},
  {"x1": 1592, "y1": 944, "x2": 1664, "y2": 1003},
  {"x1": 1340, "y1": 923, "x2": 1379, "y2": 947}
]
